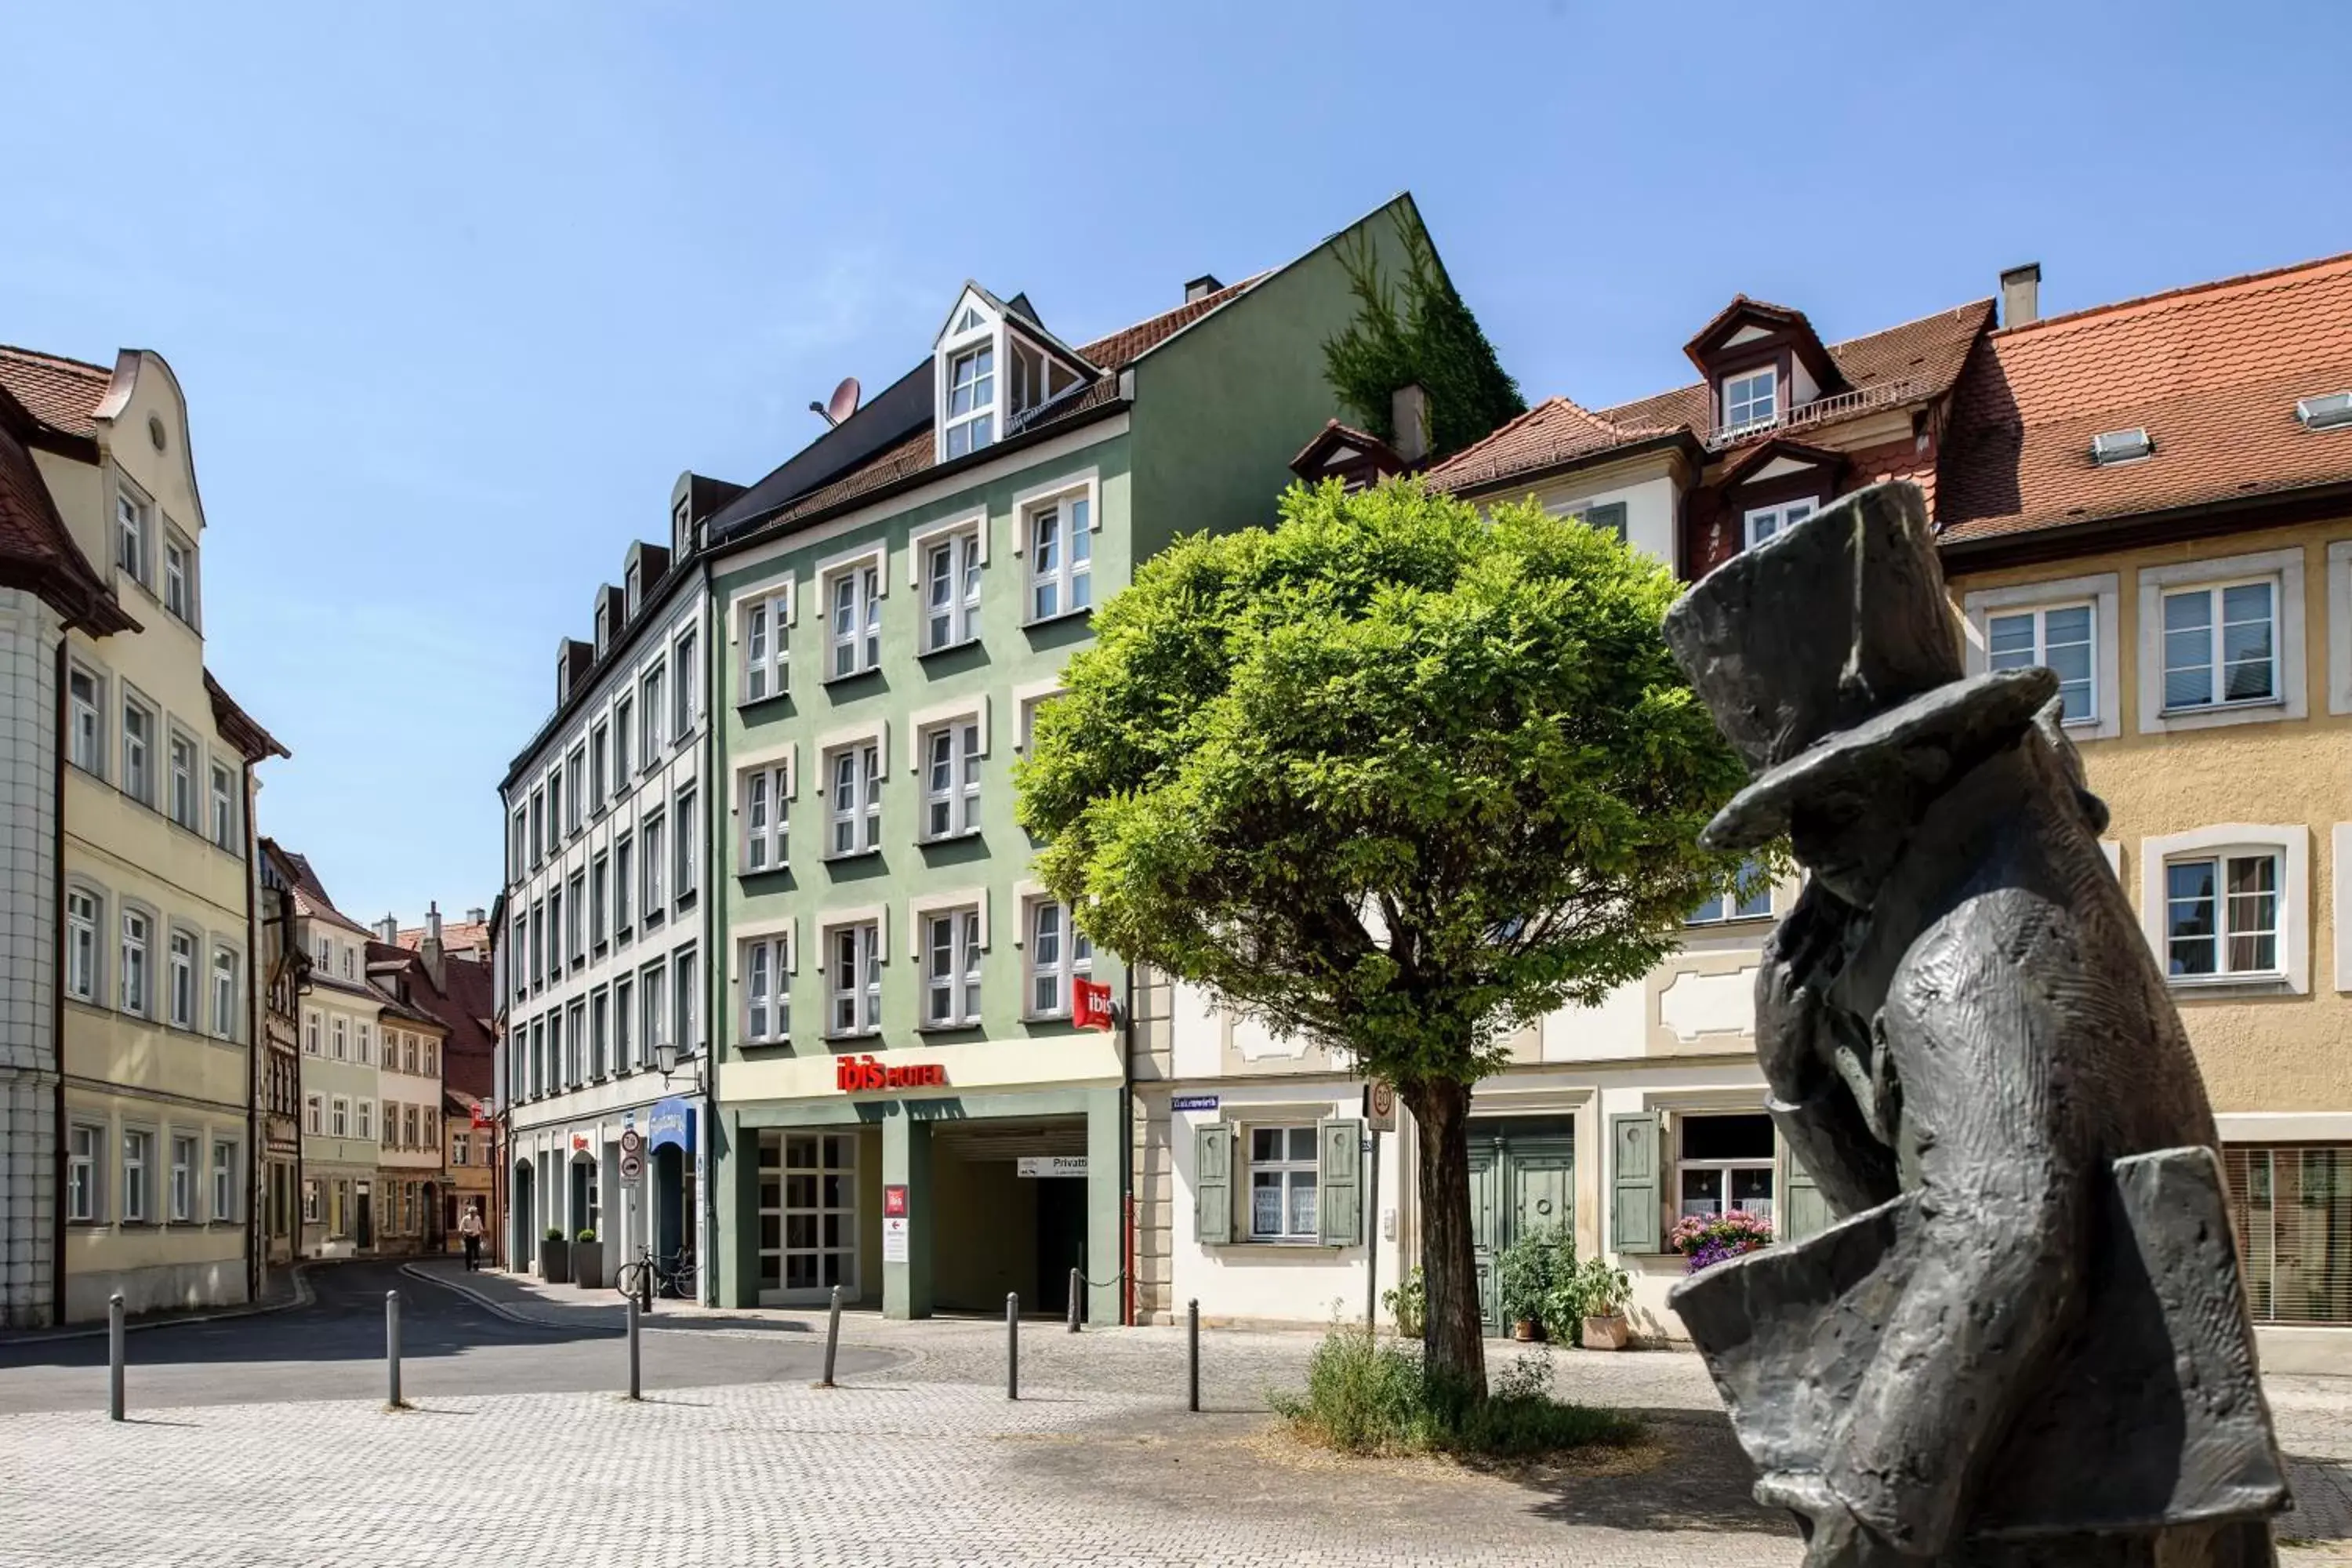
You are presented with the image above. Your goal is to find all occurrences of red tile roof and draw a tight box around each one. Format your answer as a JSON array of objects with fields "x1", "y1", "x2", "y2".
[
  {"x1": 1938, "y1": 252, "x2": 2352, "y2": 546},
  {"x1": 0, "y1": 404, "x2": 137, "y2": 633},
  {"x1": 0, "y1": 344, "x2": 111, "y2": 438},
  {"x1": 394, "y1": 920, "x2": 491, "y2": 955},
  {"x1": 205, "y1": 669, "x2": 289, "y2": 762},
  {"x1": 272, "y1": 844, "x2": 372, "y2": 935},
  {"x1": 1427, "y1": 299, "x2": 1993, "y2": 499}
]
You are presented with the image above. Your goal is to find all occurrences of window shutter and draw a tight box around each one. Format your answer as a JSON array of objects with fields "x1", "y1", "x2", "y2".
[
  {"x1": 1610, "y1": 1112, "x2": 1661, "y2": 1254},
  {"x1": 1780, "y1": 1145, "x2": 1832, "y2": 1245},
  {"x1": 1192, "y1": 1123, "x2": 1232, "y2": 1245},
  {"x1": 1319, "y1": 1117, "x2": 1363, "y2": 1246}
]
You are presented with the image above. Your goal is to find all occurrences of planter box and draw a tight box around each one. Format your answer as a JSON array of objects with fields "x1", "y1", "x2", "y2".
[
  {"x1": 1582, "y1": 1313, "x2": 1631, "y2": 1351},
  {"x1": 1511, "y1": 1319, "x2": 1544, "y2": 1343},
  {"x1": 540, "y1": 1239, "x2": 572, "y2": 1285},
  {"x1": 573, "y1": 1241, "x2": 605, "y2": 1290}
]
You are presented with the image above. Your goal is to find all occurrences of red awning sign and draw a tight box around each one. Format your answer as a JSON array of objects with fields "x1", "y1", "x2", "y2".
[{"x1": 1074, "y1": 978, "x2": 1116, "y2": 1031}]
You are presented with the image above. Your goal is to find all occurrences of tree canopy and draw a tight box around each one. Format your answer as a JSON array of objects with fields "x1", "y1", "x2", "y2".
[{"x1": 1018, "y1": 479, "x2": 1751, "y2": 1393}]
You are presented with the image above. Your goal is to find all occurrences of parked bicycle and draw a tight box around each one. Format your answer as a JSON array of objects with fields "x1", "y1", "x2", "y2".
[{"x1": 615, "y1": 1243, "x2": 695, "y2": 1305}]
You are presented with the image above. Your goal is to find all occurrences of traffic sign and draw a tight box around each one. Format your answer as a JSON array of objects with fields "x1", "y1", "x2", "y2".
[
  {"x1": 1365, "y1": 1081, "x2": 1396, "y2": 1133},
  {"x1": 619, "y1": 1127, "x2": 643, "y2": 1157},
  {"x1": 620, "y1": 1150, "x2": 644, "y2": 1181}
]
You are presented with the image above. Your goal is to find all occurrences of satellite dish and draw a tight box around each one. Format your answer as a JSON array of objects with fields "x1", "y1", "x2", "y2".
[{"x1": 811, "y1": 376, "x2": 860, "y2": 429}]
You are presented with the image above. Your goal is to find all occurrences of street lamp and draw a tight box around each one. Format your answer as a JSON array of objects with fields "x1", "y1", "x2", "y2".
[{"x1": 652, "y1": 1041, "x2": 704, "y2": 1091}]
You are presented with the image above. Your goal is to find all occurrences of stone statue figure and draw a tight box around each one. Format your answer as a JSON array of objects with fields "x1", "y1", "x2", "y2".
[{"x1": 1659, "y1": 482, "x2": 2287, "y2": 1568}]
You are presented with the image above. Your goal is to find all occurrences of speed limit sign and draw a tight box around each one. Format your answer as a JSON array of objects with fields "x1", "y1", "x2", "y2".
[{"x1": 619, "y1": 1127, "x2": 643, "y2": 1156}]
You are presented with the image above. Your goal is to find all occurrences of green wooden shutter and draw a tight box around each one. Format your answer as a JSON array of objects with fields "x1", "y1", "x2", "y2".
[
  {"x1": 1610, "y1": 1112, "x2": 1661, "y2": 1254},
  {"x1": 1193, "y1": 1122, "x2": 1232, "y2": 1244},
  {"x1": 1581, "y1": 501, "x2": 1628, "y2": 541},
  {"x1": 1780, "y1": 1146, "x2": 1832, "y2": 1244},
  {"x1": 1319, "y1": 1117, "x2": 1363, "y2": 1245}
]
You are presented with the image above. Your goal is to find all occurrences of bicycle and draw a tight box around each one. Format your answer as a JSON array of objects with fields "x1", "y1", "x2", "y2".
[{"x1": 615, "y1": 1245, "x2": 695, "y2": 1305}]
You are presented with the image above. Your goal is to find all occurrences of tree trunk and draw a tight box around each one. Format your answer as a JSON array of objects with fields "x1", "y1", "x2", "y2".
[{"x1": 1404, "y1": 1076, "x2": 1486, "y2": 1400}]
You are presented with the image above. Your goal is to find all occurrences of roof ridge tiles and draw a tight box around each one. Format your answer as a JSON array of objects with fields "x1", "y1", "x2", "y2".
[{"x1": 1994, "y1": 252, "x2": 2352, "y2": 340}]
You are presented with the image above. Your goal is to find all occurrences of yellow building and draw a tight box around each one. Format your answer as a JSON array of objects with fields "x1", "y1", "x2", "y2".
[
  {"x1": 1, "y1": 344, "x2": 284, "y2": 1323},
  {"x1": 1936, "y1": 252, "x2": 2352, "y2": 1362},
  {"x1": 279, "y1": 850, "x2": 388, "y2": 1258},
  {"x1": 367, "y1": 925, "x2": 451, "y2": 1254}
]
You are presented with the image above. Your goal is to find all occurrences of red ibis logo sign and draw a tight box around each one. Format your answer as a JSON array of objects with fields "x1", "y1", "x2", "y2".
[
  {"x1": 1073, "y1": 978, "x2": 1115, "y2": 1031},
  {"x1": 833, "y1": 1054, "x2": 948, "y2": 1093}
]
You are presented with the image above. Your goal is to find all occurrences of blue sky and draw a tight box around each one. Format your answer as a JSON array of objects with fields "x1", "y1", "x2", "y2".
[{"x1": 5, "y1": 1, "x2": 2344, "y2": 924}]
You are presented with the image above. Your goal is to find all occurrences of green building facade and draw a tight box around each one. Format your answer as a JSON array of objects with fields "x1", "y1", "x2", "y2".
[{"x1": 699, "y1": 196, "x2": 1432, "y2": 1320}]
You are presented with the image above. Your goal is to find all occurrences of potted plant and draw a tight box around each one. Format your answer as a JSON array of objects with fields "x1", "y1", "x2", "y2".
[
  {"x1": 1667, "y1": 1209, "x2": 1774, "y2": 1272},
  {"x1": 1569, "y1": 1256, "x2": 1635, "y2": 1350},
  {"x1": 1497, "y1": 1223, "x2": 1573, "y2": 1341},
  {"x1": 572, "y1": 1228, "x2": 604, "y2": 1290},
  {"x1": 540, "y1": 1225, "x2": 572, "y2": 1285}
]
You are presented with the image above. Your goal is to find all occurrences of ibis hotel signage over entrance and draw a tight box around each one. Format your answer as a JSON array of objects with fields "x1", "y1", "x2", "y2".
[{"x1": 833, "y1": 1054, "x2": 948, "y2": 1093}]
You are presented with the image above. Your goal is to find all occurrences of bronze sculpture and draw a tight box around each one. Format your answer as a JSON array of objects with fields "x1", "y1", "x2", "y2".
[{"x1": 1661, "y1": 482, "x2": 2287, "y2": 1567}]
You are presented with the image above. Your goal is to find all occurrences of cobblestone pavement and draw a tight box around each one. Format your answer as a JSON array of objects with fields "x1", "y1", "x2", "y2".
[{"x1": 5, "y1": 1267, "x2": 2348, "y2": 1566}]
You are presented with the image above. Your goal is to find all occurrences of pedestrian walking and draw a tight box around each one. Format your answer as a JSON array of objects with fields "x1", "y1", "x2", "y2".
[{"x1": 458, "y1": 1203, "x2": 484, "y2": 1272}]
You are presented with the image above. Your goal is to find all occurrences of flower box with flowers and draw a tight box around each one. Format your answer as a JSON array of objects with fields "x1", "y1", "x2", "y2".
[{"x1": 1668, "y1": 1209, "x2": 1773, "y2": 1272}]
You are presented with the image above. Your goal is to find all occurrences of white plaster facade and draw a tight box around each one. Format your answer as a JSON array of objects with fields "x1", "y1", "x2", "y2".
[{"x1": 0, "y1": 590, "x2": 64, "y2": 1327}]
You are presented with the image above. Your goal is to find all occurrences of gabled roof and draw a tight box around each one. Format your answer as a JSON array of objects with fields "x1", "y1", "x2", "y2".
[
  {"x1": 394, "y1": 919, "x2": 492, "y2": 955},
  {"x1": 368, "y1": 938, "x2": 499, "y2": 1096},
  {"x1": 1939, "y1": 251, "x2": 2352, "y2": 548},
  {"x1": 1682, "y1": 295, "x2": 1847, "y2": 393},
  {"x1": 267, "y1": 841, "x2": 372, "y2": 936},
  {"x1": 0, "y1": 344, "x2": 111, "y2": 439},
  {"x1": 0, "y1": 385, "x2": 139, "y2": 635},
  {"x1": 1289, "y1": 419, "x2": 1409, "y2": 479},
  {"x1": 1430, "y1": 299, "x2": 1994, "y2": 497},
  {"x1": 1714, "y1": 436, "x2": 1848, "y2": 489}
]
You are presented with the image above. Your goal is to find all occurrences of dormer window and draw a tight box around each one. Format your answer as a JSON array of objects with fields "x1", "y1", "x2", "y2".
[
  {"x1": 673, "y1": 498, "x2": 693, "y2": 557},
  {"x1": 1722, "y1": 367, "x2": 1779, "y2": 433},
  {"x1": 944, "y1": 344, "x2": 996, "y2": 458},
  {"x1": 626, "y1": 561, "x2": 642, "y2": 617},
  {"x1": 594, "y1": 598, "x2": 611, "y2": 655}
]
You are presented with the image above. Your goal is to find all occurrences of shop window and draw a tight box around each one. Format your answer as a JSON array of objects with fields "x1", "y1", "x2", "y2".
[
  {"x1": 2227, "y1": 1145, "x2": 2352, "y2": 1325},
  {"x1": 1676, "y1": 1112, "x2": 1775, "y2": 1224},
  {"x1": 757, "y1": 1131, "x2": 858, "y2": 1298}
]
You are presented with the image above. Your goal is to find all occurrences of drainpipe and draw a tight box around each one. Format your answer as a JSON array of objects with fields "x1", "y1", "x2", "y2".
[
  {"x1": 243, "y1": 763, "x2": 260, "y2": 1305},
  {"x1": 49, "y1": 636, "x2": 68, "y2": 1327},
  {"x1": 1120, "y1": 961, "x2": 1136, "y2": 1327}
]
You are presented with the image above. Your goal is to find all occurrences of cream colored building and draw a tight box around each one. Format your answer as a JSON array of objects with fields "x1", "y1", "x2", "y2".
[
  {"x1": 367, "y1": 930, "x2": 449, "y2": 1255},
  {"x1": 0, "y1": 344, "x2": 284, "y2": 1323},
  {"x1": 282, "y1": 851, "x2": 388, "y2": 1258}
]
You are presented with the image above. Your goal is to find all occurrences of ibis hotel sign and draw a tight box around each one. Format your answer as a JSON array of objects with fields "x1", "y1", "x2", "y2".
[{"x1": 833, "y1": 1054, "x2": 948, "y2": 1093}]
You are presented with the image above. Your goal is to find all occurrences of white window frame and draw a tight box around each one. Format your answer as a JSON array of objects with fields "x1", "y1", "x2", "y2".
[
  {"x1": 909, "y1": 513, "x2": 985, "y2": 652},
  {"x1": 1688, "y1": 858, "x2": 1775, "y2": 925},
  {"x1": 733, "y1": 580, "x2": 792, "y2": 705},
  {"x1": 1013, "y1": 681, "x2": 1067, "y2": 753},
  {"x1": 2140, "y1": 825, "x2": 2310, "y2": 993},
  {"x1": 357, "y1": 1098, "x2": 373, "y2": 1142},
  {"x1": 1962, "y1": 573, "x2": 2125, "y2": 742},
  {"x1": 673, "y1": 784, "x2": 697, "y2": 902},
  {"x1": 673, "y1": 626, "x2": 700, "y2": 735},
  {"x1": 1741, "y1": 496, "x2": 1817, "y2": 551},
  {"x1": 166, "y1": 926, "x2": 198, "y2": 1030},
  {"x1": 642, "y1": 810, "x2": 666, "y2": 915},
  {"x1": 67, "y1": 662, "x2": 103, "y2": 776},
  {"x1": 169, "y1": 729, "x2": 200, "y2": 830},
  {"x1": 121, "y1": 691, "x2": 155, "y2": 807},
  {"x1": 822, "y1": 549, "x2": 884, "y2": 681},
  {"x1": 163, "y1": 529, "x2": 194, "y2": 624},
  {"x1": 640, "y1": 960, "x2": 668, "y2": 1056},
  {"x1": 2158, "y1": 576, "x2": 2281, "y2": 714},
  {"x1": 2327, "y1": 541, "x2": 2352, "y2": 717},
  {"x1": 1021, "y1": 895, "x2": 1092, "y2": 1020},
  {"x1": 305, "y1": 1094, "x2": 323, "y2": 1136},
  {"x1": 303, "y1": 1009, "x2": 320, "y2": 1055},
  {"x1": 66, "y1": 884, "x2": 100, "y2": 1002},
  {"x1": 115, "y1": 482, "x2": 151, "y2": 585},
  {"x1": 741, "y1": 924, "x2": 793, "y2": 1045},
  {"x1": 1017, "y1": 478, "x2": 1096, "y2": 623},
  {"x1": 818, "y1": 912, "x2": 885, "y2": 1038},
  {"x1": 332, "y1": 1015, "x2": 347, "y2": 1061},
  {"x1": 1676, "y1": 1112, "x2": 1778, "y2": 1224},
  {"x1": 1721, "y1": 365, "x2": 1779, "y2": 433},
  {"x1": 641, "y1": 661, "x2": 666, "y2": 763},
  {"x1": 1247, "y1": 1125, "x2": 1320, "y2": 1242},
  {"x1": 67, "y1": 1123, "x2": 102, "y2": 1222},
  {"x1": 565, "y1": 743, "x2": 586, "y2": 835},
  {"x1": 121, "y1": 1128, "x2": 152, "y2": 1223},
  {"x1": 170, "y1": 1134, "x2": 198, "y2": 1222},
  {"x1": 212, "y1": 1140, "x2": 239, "y2": 1224},
  {"x1": 737, "y1": 745, "x2": 793, "y2": 874},
  {"x1": 942, "y1": 341, "x2": 997, "y2": 459},
  {"x1": 2137, "y1": 549, "x2": 2307, "y2": 734},
  {"x1": 210, "y1": 760, "x2": 238, "y2": 848},
  {"x1": 822, "y1": 737, "x2": 883, "y2": 858},
  {"x1": 911, "y1": 702, "x2": 986, "y2": 841},
  {"x1": 211, "y1": 946, "x2": 238, "y2": 1039},
  {"x1": 921, "y1": 906, "x2": 985, "y2": 1029},
  {"x1": 120, "y1": 906, "x2": 152, "y2": 1017}
]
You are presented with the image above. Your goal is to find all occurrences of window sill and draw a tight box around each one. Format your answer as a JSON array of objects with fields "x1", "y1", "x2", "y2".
[
  {"x1": 1024, "y1": 1011, "x2": 1074, "y2": 1025},
  {"x1": 737, "y1": 862, "x2": 792, "y2": 880},
  {"x1": 1022, "y1": 607, "x2": 1094, "y2": 632},
  {"x1": 916, "y1": 1020, "x2": 982, "y2": 1034},
  {"x1": 919, "y1": 829, "x2": 983, "y2": 848},
  {"x1": 824, "y1": 848, "x2": 884, "y2": 865},
  {"x1": 918, "y1": 636, "x2": 982, "y2": 661},
  {"x1": 740, "y1": 1036, "x2": 794, "y2": 1051},
  {"x1": 2167, "y1": 971, "x2": 2291, "y2": 993},
  {"x1": 826, "y1": 1030, "x2": 883, "y2": 1044},
  {"x1": 736, "y1": 691, "x2": 792, "y2": 713},
  {"x1": 1221, "y1": 1238, "x2": 1347, "y2": 1251},
  {"x1": 822, "y1": 666, "x2": 882, "y2": 688},
  {"x1": 1683, "y1": 914, "x2": 1774, "y2": 931},
  {"x1": 2158, "y1": 698, "x2": 2285, "y2": 720}
]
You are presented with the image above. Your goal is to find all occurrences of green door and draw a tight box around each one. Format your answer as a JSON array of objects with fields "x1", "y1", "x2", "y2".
[
  {"x1": 1510, "y1": 1138, "x2": 1574, "y2": 1242},
  {"x1": 1468, "y1": 1141, "x2": 1501, "y2": 1332},
  {"x1": 1468, "y1": 1121, "x2": 1575, "y2": 1334}
]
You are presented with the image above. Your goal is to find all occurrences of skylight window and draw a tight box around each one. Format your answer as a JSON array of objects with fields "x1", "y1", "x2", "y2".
[
  {"x1": 2296, "y1": 392, "x2": 2352, "y2": 431},
  {"x1": 2090, "y1": 427, "x2": 2154, "y2": 466}
]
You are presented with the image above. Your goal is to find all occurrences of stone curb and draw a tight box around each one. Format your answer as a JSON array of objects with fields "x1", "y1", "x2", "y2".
[
  {"x1": 0, "y1": 1261, "x2": 317, "y2": 1345},
  {"x1": 397, "y1": 1261, "x2": 620, "y2": 1334}
]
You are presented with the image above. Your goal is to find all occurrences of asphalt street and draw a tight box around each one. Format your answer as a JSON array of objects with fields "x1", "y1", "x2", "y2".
[{"x1": 0, "y1": 1259, "x2": 903, "y2": 1414}]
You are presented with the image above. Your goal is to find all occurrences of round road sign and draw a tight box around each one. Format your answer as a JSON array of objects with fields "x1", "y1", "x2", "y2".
[
  {"x1": 620, "y1": 1151, "x2": 644, "y2": 1181},
  {"x1": 619, "y1": 1128, "x2": 643, "y2": 1157}
]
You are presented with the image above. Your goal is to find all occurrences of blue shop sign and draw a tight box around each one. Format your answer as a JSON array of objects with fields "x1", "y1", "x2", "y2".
[
  {"x1": 648, "y1": 1098, "x2": 695, "y2": 1154},
  {"x1": 1171, "y1": 1094, "x2": 1219, "y2": 1113}
]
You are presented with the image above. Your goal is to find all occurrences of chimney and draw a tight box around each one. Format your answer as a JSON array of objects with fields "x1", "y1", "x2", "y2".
[
  {"x1": 2001, "y1": 263, "x2": 2042, "y2": 328},
  {"x1": 426, "y1": 902, "x2": 442, "y2": 942},
  {"x1": 375, "y1": 915, "x2": 399, "y2": 944},
  {"x1": 1183, "y1": 273, "x2": 1222, "y2": 304},
  {"x1": 1391, "y1": 383, "x2": 1431, "y2": 464},
  {"x1": 421, "y1": 901, "x2": 445, "y2": 988},
  {"x1": 466, "y1": 906, "x2": 486, "y2": 926}
]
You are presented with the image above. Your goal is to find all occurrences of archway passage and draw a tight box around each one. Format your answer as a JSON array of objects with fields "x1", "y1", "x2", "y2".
[{"x1": 654, "y1": 1145, "x2": 688, "y2": 1295}]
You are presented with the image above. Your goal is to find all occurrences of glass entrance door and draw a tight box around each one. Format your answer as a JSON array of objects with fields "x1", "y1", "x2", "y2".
[{"x1": 757, "y1": 1131, "x2": 858, "y2": 1304}]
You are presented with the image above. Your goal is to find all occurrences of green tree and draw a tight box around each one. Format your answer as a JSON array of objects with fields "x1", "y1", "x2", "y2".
[
  {"x1": 1323, "y1": 213, "x2": 1524, "y2": 461},
  {"x1": 1017, "y1": 479, "x2": 1748, "y2": 1396}
]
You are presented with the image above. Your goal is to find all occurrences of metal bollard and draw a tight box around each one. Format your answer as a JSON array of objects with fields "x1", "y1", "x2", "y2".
[
  {"x1": 1187, "y1": 1298, "x2": 1200, "y2": 1413},
  {"x1": 107, "y1": 1292, "x2": 125, "y2": 1421},
  {"x1": 1067, "y1": 1267, "x2": 1082, "y2": 1334},
  {"x1": 626, "y1": 1295, "x2": 642, "y2": 1401},
  {"x1": 1006, "y1": 1291, "x2": 1020, "y2": 1401},
  {"x1": 818, "y1": 1284, "x2": 843, "y2": 1388},
  {"x1": 385, "y1": 1290, "x2": 404, "y2": 1409}
]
